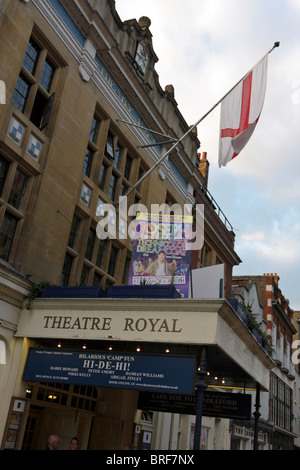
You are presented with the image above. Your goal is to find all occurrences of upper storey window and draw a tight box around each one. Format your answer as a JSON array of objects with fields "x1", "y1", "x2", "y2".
[
  {"x1": 12, "y1": 35, "x2": 59, "y2": 130},
  {"x1": 40, "y1": 58, "x2": 55, "y2": 92},
  {"x1": 23, "y1": 38, "x2": 41, "y2": 75},
  {"x1": 0, "y1": 154, "x2": 31, "y2": 261}
]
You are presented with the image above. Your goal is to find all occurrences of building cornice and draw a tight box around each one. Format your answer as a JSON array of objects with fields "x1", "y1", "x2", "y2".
[{"x1": 0, "y1": 262, "x2": 32, "y2": 308}]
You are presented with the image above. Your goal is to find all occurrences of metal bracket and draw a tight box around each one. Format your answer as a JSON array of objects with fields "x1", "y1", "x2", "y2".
[{"x1": 116, "y1": 118, "x2": 178, "y2": 148}]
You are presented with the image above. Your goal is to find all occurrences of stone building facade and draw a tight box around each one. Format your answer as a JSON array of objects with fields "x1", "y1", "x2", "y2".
[{"x1": 0, "y1": 0, "x2": 275, "y2": 451}]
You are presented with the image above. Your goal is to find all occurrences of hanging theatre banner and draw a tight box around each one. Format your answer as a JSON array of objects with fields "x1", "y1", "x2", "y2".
[{"x1": 129, "y1": 212, "x2": 192, "y2": 298}]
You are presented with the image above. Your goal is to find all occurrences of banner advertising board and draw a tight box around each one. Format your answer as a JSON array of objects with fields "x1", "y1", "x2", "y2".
[
  {"x1": 23, "y1": 348, "x2": 196, "y2": 394},
  {"x1": 129, "y1": 212, "x2": 192, "y2": 298},
  {"x1": 138, "y1": 391, "x2": 252, "y2": 420}
]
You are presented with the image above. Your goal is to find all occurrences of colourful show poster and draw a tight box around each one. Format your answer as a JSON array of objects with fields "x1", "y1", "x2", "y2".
[{"x1": 129, "y1": 213, "x2": 192, "y2": 298}]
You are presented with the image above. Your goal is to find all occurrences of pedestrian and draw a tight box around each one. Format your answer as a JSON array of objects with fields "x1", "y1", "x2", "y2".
[
  {"x1": 69, "y1": 436, "x2": 79, "y2": 450},
  {"x1": 46, "y1": 434, "x2": 60, "y2": 450},
  {"x1": 123, "y1": 443, "x2": 135, "y2": 450}
]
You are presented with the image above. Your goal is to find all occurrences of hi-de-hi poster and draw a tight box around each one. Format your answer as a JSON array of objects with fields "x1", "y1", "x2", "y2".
[{"x1": 129, "y1": 213, "x2": 192, "y2": 298}]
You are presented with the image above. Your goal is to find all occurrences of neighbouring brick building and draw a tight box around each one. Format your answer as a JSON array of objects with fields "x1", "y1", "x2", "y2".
[{"x1": 232, "y1": 274, "x2": 297, "y2": 449}]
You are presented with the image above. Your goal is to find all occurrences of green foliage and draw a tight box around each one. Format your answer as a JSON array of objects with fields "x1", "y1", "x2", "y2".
[
  {"x1": 25, "y1": 280, "x2": 52, "y2": 310},
  {"x1": 240, "y1": 300, "x2": 274, "y2": 354},
  {"x1": 241, "y1": 301, "x2": 262, "y2": 331}
]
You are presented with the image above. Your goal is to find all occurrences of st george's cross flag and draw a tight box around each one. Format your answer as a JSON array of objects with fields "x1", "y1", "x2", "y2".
[{"x1": 218, "y1": 55, "x2": 268, "y2": 167}]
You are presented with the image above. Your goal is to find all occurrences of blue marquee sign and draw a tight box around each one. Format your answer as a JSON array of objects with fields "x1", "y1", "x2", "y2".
[{"x1": 23, "y1": 348, "x2": 196, "y2": 394}]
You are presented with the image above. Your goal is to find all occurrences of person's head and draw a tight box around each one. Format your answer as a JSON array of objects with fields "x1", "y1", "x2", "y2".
[
  {"x1": 69, "y1": 437, "x2": 79, "y2": 450},
  {"x1": 48, "y1": 434, "x2": 60, "y2": 450},
  {"x1": 124, "y1": 443, "x2": 135, "y2": 450},
  {"x1": 157, "y1": 251, "x2": 166, "y2": 262}
]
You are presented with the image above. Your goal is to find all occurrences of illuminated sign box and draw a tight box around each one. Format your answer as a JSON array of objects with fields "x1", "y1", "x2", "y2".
[{"x1": 23, "y1": 348, "x2": 196, "y2": 395}]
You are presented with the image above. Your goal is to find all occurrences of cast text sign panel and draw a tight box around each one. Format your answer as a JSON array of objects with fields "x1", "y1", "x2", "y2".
[{"x1": 23, "y1": 348, "x2": 196, "y2": 394}]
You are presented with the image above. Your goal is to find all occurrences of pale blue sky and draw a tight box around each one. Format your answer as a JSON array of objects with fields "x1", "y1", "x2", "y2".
[{"x1": 116, "y1": 0, "x2": 300, "y2": 309}]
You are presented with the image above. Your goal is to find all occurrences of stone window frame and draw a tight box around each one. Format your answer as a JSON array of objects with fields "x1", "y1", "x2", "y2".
[
  {"x1": 11, "y1": 29, "x2": 65, "y2": 132},
  {"x1": 0, "y1": 153, "x2": 34, "y2": 262}
]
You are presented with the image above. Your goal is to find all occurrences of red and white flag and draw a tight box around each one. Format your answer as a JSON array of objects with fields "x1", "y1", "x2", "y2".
[{"x1": 218, "y1": 55, "x2": 268, "y2": 167}]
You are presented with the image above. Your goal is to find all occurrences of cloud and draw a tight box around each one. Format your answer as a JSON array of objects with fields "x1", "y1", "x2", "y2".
[
  {"x1": 236, "y1": 211, "x2": 300, "y2": 267},
  {"x1": 240, "y1": 231, "x2": 265, "y2": 242}
]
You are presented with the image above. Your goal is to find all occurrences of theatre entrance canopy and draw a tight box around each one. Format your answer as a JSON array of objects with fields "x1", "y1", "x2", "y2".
[{"x1": 16, "y1": 295, "x2": 275, "y2": 392}]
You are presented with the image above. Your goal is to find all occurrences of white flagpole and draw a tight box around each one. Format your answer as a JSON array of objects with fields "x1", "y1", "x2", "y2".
[{"x1": 117, "y1": 42, "x2": 279, "y2": 203}]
